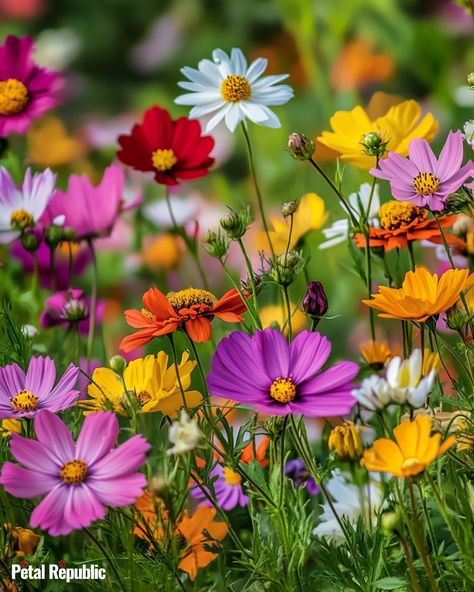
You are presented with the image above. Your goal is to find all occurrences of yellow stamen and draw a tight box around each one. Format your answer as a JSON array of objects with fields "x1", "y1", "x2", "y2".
[
  {"x1": 0, "y1": 79, "x2": 29, "y2": 116},
  {"x1": 10, "y1": 390, "x2": 39, "y2": 413},
  {"x1": 269, "y1": 377, "x2": 296, "y2": 404},
  {"x1": 401, "y1": 457, "x2": 423, "y2": 473},
  {"x1": 223, "y1": 467, "x2": 241, "y2": 486},
  {"x1": 412, "y1": 172, "x2": 440, "y2": 196},
  {"x1": 141, "y1": 308, "x2": 155, "y2": 320},
  {"x1": 60, "y1": 459, "x2": 88, "y2": 485},
  {"x1": 151, "y1": 148, "x2": 178, "y2": 172},
  {"x1": 10, "y1": 209, "x2": 34, "y2": 230},
  {"x1": 166, "y1": 288, "x2": 218, "y2": 311},
  {"x1": 221, "y1": 75, "x2": 251, "y2": 103},
  {"x1": 379, "y1": 201, "x2": 425, "y2": 230},
  {"x1": 137, "y1": 391, "x2": 152, "y2": 405}
]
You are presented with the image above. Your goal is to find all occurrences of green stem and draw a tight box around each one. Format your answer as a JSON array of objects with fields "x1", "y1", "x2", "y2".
[
  {"x1": 282, "y1": 286, "x2": 293, "y2": 342},
  {"x1": 84, "y1": 527, "x2": 128, "y2": 592},
  {"x1": 237, "y1": 237, "x2": 261, "y2": 328},
  {"x1": 86, "y1": 239, "x2": 98, "y2": 370},
  {"x1": 167, "y1": 333, "x2": 189, "y2": 412},
  {"x1": 397, "y1": 531, "x2": 423, "y2": 592},
  {"x1": 278, "y1": 415, "x2": 288, "y2": 508}
]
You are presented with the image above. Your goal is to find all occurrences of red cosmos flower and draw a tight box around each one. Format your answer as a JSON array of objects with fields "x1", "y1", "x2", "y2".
[
  {"x1": 120, "y1": 287, "x2": 247, "y2": 351},
  {"x1": 117, "y1": 106, "x2": 215, "y2": 185}
]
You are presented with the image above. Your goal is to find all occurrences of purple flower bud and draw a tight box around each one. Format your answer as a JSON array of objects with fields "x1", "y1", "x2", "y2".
[{"x1": 303, "y1": 281, "x2": 328, "y2": 318}]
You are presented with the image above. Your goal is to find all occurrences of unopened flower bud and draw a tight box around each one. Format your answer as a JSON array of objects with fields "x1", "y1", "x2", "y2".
[
  {"x1": 328, "y1": 421, "x2": 363, "y2": 460},
  {"x1": 204, "y1": 228, "x2": 229, "y2": 259},
  {"x1": 220, "y1": 206, "x2": 253, "y2": 240},
  {"x1": 241, "y1": 272, "x2": 263, "y2": 297},
  {"x1": 446, "y1": 304, "x2": 468, "y2": 331},
  {"x1": 45, "y1": 224, "x2": 63, "y2": 248},
  {"x1": 63, "y1": 298, "x2": 87, "y2": 322},
  {"x1": 269, "y1": 251, "x2": 304, "y2": 286},
  {"x1": 62, "y1": 227, "x2": 76, "y2": 241},
  {"x1": 303, "y1": 281, "x2": 328, "y2": 319},
  {"x1": 361, "y1": 132, "x2": 388, "y2": 158},
  {"x1": 109, "y1": 355, "x2": 127, "y2": 375},
  {"x1": 20, "y1": 230, "x2": 40, "y2": 252},
  {"x1": 281, "y1": 201, "x2": 298, "y2": 218},
  {"x1": 288, "y1": 132, "x2": 315, "y2": 161},
  {"x1": 381, "y1": 511, "x2": 401, "y2": 535},
  {"x1": 468, "y1": 72, "x2": 474, "y2": 87}
]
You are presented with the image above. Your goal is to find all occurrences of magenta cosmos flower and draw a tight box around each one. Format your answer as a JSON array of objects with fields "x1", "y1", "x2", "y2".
[
  {"x1": 39, "y1": 288, "x2": 106, "y2": 335},
  {"x1": 191, "y1": 464, "x2": 249, "y2": 511},
  {"x1": 0, "y1": 356, "x2": 79, "y2": 419},
  {"x1": 207, "y1": 328, "x2": 358, "y2": 417},
  {"x1": 0, "y1": 411, "x2": 150, "y2": 535},
  {"x1": 0, "y1": 35, "x2": 62, "y2": 137},
  {"x1": 370, "y1": 130, "x2": 473, "y2": 211},
  {"x1": 43, "y1": 164, "x2": 140, "y2": 240}
]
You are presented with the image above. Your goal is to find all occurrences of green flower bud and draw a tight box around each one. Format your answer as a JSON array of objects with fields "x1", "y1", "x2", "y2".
[
  {"x1": 20, "y1": 231, "x2": 41, "y2": 252},
  {"x1": 62, "y1": 227, "x2": 76, "y2": 241},
  {"x1": 361, "y1": 132, "x2": 389, "y2": 158},
  {"x1": 109, "y1": 355, "x2": 127, "y2": 375},
  {"x1": 268, "y1": 251, "x2": 305, "y2": 286},
  {"x1": 288, "y1": 133, "x2": 315, "y2": 161},
  {"x1": 219, "y1": 206, "x2": 253, "y2": 240},
  {"x1": 468, "y1": 72, "x2": 474, "y2": 87},
  {"x1": 381, "y1": 511, "x2": 401, "y2": 535},
  {"x1": 45, "y1": 224, "x2": 63, "y2": 248},
  {"x1": 281, "y1": 201, "x2": 298, "y2": 218},
  {"x1": 204, "y1": 228, "x2": 229, "y2": 259}
]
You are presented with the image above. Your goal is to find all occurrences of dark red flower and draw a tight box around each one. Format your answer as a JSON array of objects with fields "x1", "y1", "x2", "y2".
[{"x1": 117, "y1": 106, "x2": 215, "y2": 185}]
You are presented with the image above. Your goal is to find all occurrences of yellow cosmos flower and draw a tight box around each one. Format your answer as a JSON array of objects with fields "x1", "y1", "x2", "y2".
[
  {"x1": 79, "y1": 352, "x2": 202, "y2": 418},
  {"x1": 255, "y1": 192, "x2": 327, "y2": 253},
  {"x1": 363, "y1": 267, "x2": 474, "y2": 322},
  {"x1": 361, "y1": 415, "x2": 455, "y2": 477},
  {"x1": 328, "y1": 421, "x2": 363, "y2": 460},
  {"x1": 0, "y1": 419, "x2": 22, "y2": 438},
  {"x1": 27, "y1": 115, "x2": 87, "y2": 167},
  {"x1": 359, "y1": 340, "x2": 398, "y2": 369},
  {"x1": 259, "y1": 302, "x2": 307, "y2": 335},
  {"x1": 318, "y1": 99, "x2": 438, "y2": 169}
]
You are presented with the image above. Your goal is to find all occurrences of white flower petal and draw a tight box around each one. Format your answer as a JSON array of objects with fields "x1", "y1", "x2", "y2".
[{"x1": 245, "y1": 57, "x2": 268, "y2": 83}]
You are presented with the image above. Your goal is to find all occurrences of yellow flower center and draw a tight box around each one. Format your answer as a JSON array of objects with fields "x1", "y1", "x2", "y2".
[
  {"x1": 10, "y1": 209, "x2": 34, "y2": 230},
  {"x1": 141, "y1": 307, "x2": 155, "y2": 320},
  {"x1": 379, "y1": 201, "x2": 426, "y2": 230},
  {"x1": 401, "y1": 457, "x2": 424, "y2": 474},
  {"x1": 10, "y1": 390, "x2": 39, "y2": 413},
  {"x1": 151, "y1": 148, "x2": 178, "y2": 172},
  {"x1": 269, "y1": 377, "x2": 296, "y2": 404},
  {"x1": 166, "y1": 288, "x2": 218, "y2": 311},
  {"x1": 137, "y1": 391, "x2": 152, "y2": 405},
  {"x1": 0, "y1": 79, "x2": 29, "y2": 116},
  {"x1": 412, "y1": 172, "x2": 440, "y2": 196},
  {"x1": 221, "y1": 75, "x2": 251, "y2": 103},
  {"x1": 60, "y1": 459, "x2": 88, "y2": 485},
  {"x1": 223, "y1": 467, "x2": 241, "y2": 486}
]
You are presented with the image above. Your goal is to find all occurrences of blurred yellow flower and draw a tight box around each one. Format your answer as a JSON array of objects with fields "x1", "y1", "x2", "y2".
[
  {"x1": 255, "y1": 192, "x2": 327, "y2": 253},
  {"x1": 27, "y1": 115, "x2": 87, "y2": 167},
  {"x1": 328, "y1": 421, "x2": 363, "y2": 460},
  {"x1": 359, "y1": 340, "x2": 397, "y2": 369},
  {"x1": 259, "y1": 302, "x2": 307, "y2": 335},
  {"x1": 0, "y1": 419, "x2": 22, "y2": 439},
  {"x1": 10, "y1": 526, "x2": 41, "y2": 557},
  {"x1": 79, "y1": 352, "x2": 202, "y2": 417},
  {"x1": 318, "y1": 99, "x2": 438, "y2": 169},
  {"x1": 142, "y1": 234, "x2": 182, "y2": 273}
]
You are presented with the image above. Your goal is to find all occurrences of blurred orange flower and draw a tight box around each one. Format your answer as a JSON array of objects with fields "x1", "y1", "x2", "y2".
[
  {"x1": 142, "y1": 234, "x2": 182, "y2": 273},
  {"x1": 27, "y1": 115, "x2": 87, "y2": 167}
]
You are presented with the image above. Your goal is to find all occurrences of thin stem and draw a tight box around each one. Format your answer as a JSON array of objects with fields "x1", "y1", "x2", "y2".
[
  {"x1": 278, "y1": 415, "x2": 288, "y2": 508},
  {"x1": 86, "y1": 239, "x2": 98, "y2": 370},
  {"x1": 237, "y1": 237, "x2": 262, "y2": 328},
  {"x1": 282, "y1": 285, "x2": 293, "y2": 342},
  {"x1": 84, "y1": 527, "x2": 128, "y2": 592},
  {"x1": 397, "y1": 531, "x2": 423, "y2": 592},
  {"x1": 408, "y1": 241, "x2": 416, "y2": 272},
  {"x1": 167, "y1": 333, "x2": 189, "y2": 412}
]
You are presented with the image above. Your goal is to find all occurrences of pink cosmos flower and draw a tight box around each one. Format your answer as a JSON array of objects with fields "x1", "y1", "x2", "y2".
[
  {"x1": 191, "y1": 463, "x2": 249, "y2": 511},
  {"x1": 0, "y1": 35, "x2": 61, "y2": 137},
  {"x1": 43, "y1": 164, "x2": 140, "y2": 241},
  {"x1": 0, "y1": 356, "x2": 79, "y2": 419},
  {"x1": 370, "y1": 130, "x2": 473, "y2": 211},
  {"x1": 39, "y1": 288, "x2": 106, "y2": 335},
  {"x1": 0, "y1": 410, "x2": 150, "y2": 535}
]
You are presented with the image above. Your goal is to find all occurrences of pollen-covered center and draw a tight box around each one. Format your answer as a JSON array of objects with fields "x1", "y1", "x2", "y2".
[
  {"x1": 151, "y1": 148, "x2": 178, "y2": 172},
  {"x1": 412, "y1": 172, "x2": 440, "y2": 196},
  {"x1": 223, "y1": 467, "x2": 241, "y2": 486},
  {"x1": 379, "y1": 201, "x2": 426, "y2": 230},
  {"x1": 0, "y1": 79, "x2": 29, "y2": 116},
  {"x1": 221, "y1": 75, "x2": 251, "y2": 103},
  {"x1": 10, "y1": 390, "x2": 39, "y2": 413},
  {"x1": 60, "y1": 459, "x2": 88, "y2": 485},
  {"x1": 166, "y1": 288, "x2": 218, "y2": 311},
  {"x1": 401, "y1": 457, "x2": 424, "y2": 474},
  {"x1": 269, "y1": 377, "x2": 296, "y2": 404},
  {"x1": 141, "y1": 307, "x2": 155, "y2": 320},
  {"x1": 10, "y1": 209, "x2": 34, "y2": 229}
]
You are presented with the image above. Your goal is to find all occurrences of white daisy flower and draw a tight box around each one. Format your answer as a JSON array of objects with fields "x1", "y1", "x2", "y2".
[
  {"x1": 175, "y1": 48, "x2": 294, "y2": 133},
  {"x1": 385, "y1": 349, "x2": 436, "y2": 408},
  {"x1": 0, "y1": 167, "x2": 56, "y2": 244},
  {"x1": 463, "y1": 119, "x2": 474, "y2": 149}
]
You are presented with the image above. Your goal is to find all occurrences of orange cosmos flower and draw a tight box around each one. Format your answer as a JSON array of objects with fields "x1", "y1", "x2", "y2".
[
  {"x1": 363, "y1": 267, "x2": 474, "y2": 322},
  {"x1": 354, "y1": 202, "x2": 461, "y2": 252},
  {"x1": 359, "y1": 340, "x2": 398, "y2": 369},
  {"x1": 120, "y1": 287, "x2": 247, "y2": 351},
  {"x1": 360, "y1": 415, "x2": 455, "y2": 477}
]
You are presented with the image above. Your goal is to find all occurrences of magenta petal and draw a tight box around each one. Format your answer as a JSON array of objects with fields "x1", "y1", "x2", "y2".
[
  {"x1": 408, "y1": 138, "x2": 437, "y2": 172},
  {"x1": 379, "y1": 151, "x2": 419, "y2": 179},
  {"x1": 299, "y1": 361, "x2": 359, "y2": 395},
  {"x1": 435, "y1": 130, "x2": 463, "y2": 179},
  {"x1": 88, "y1": 474, "x2": 148, "y2": 507},
  {"x1": 252, "y1": 328, "x2": 289, "y2": 379},
  {"x1": 290, "y1": 393, "x2": 355, "y2": 418},
  {"x1": 25, "y1": 356, "x2": 56, "y2": 398},
  {"x1": 0, "y1": 363, "x2": 25, "y2": 398},
  {"x1": 30, "y1": 484, "x2": 72, "y2": 536},
  {"x1": 0, "y1": 462, "x2": 60, "y2": 498},
  {"x1": 438, "y1": 161, "x2": 474, "y2": 194},
  {"x1": 42, "y1": 363, "x2": 79, "y2": 404},
  {"x1": 289, "y1": 331, "x2": 331, "y2": 383},
  {"x1": 9, "y1": 432, "x2": 60, "y2": 474},
  {"x1": 63, "y1": 484, "x2": 105, "y2": 530},
  {"x1": 75, "y1": 412, "x2": 119, "y2": 465},
  {"x1": 91, "y1": 435, "x2": 150, "y2": 479},
  {"x1": 34, "y1": 411, "x2": 75, "y2": 464}
]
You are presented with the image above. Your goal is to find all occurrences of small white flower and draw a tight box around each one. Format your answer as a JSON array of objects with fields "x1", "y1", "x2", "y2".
[
  {"x1": 0, "y1": 167, "x2": 56, "y2": 244},
  {"x1": 352, "y1": 374, "x2": 391, "y2": 411},
  {"x1": 21, "y1": 324, "x2": 38, "y2": 338},
  {"x1": 319, "y1": 183, "x2": 380, "y2": 249},
  {"x1": 313, "y1": 470, "x2": 383, "y2": 543},
  {"x1": 175, "y1": 48, "x2": 294, "y2": 132},
  {"x1": 463, "y1": 120, "x2": 474, "y2": 149},
  {"x1": 168, "y1": 410, "x2": 202, "y2": 455},
  {"x1": 385, "y1": 349, "x2": 435, "y2": 408}
]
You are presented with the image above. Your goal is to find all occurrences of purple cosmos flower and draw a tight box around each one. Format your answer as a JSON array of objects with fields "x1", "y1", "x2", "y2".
[
  {"x1": 191, "y1": 464, "x2": 249, "y2": 511},
  {"x1": 0, "y1": 356, "x2": 79, "y2": 419},
  {"x1": 0, "y1": 410, "x2": 150, "y2": 535},
  {"x1": 0, "y1": 35, "x2": 62, "y2": 137},
  {"x1": 39, "y1": 288, "x2": 106, "y2": 335},
  {"x1": 43, "y1": 164, "x2": 140, "y2": 241},
  {"x1": 0, "y1": 167, "x2": 56, "y2": 244},
  {"x1": 207, "y1": 328, "x2": 358, "y2": 417},
  {"x1": 285, "y1": 459, "x2": 319, "y2": 495},
  {"x1": 370, "y1": 130, "x2": 473, "y2": 211}
]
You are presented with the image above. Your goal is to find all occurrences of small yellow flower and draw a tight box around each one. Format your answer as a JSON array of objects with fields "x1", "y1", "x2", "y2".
[
  {"x1": 259, "y1": 302, "x2": 307, "y2": 335},
  {"x1": 79, "y1": 352, "x2": 202, "y2": 418},
  {"x1": 359, "y1": 340, "x2": 397, "y2": 369},
  {"x1": 27, "y1": 115, "x2": 87, "y2": 167},
  {"x1": 142, "y1": 234, "x2": 182, "y2": 273},
  {"x1": 328, "y1": 421, "x2": 363, "y2": 460},
  {"x1": 361, "y1": 415, "x2": 455, "y2": 477},
  {"x1": 255, "y1": 192, "x2": 327, "y2": 254},
  {"x1": 0, "y1": 419, "x2": 22, "y2": 439},
  {"x1": 318, "y1": 99, "x2": 438, "y2": 169},
  {"x1": 4, "y1": 524, "x2": 41, "y2": 557}
]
